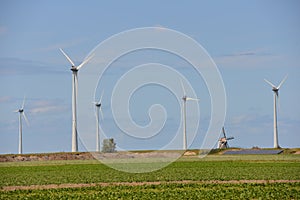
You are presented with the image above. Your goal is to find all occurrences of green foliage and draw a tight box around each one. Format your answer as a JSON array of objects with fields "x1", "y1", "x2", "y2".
[
  {"x1": 1, "y1": 183, "x2": 299, "y2": 199},
  {"x1": 0, "y1": 155, "x2": 299, "y2": 187},
  {"x1": 0, "y1": 154, "x2": 299, "y2": 199},
  {"x1": 102, "y1": 138, "x2": 116, "y2": 153}
]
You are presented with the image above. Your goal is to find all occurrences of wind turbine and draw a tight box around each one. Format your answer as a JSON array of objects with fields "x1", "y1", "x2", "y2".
[
  {"x1": 93, "y1": 91, "x2": 104, "y2": 152},
  {"x1": 180, "y1": 80, "x2": 200, "y2": 151},
  {"x1": 14, "y1": 96, "x2": 29, "y2": 154},
  {"x1": 60, "y1": 48, "x2": 94, "y2": 152},
  {"x1": 264, "y1": 75, "x2": 288, "y2": 148}
]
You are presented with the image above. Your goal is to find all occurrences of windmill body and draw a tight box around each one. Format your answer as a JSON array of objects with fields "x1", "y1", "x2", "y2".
[
  {"x1": 60, "y1": 48, "x2": 93, "y2": 152},
  {"x1": 218, "y1": 127, "x2": 234, "y2": 149},
  {"x1": 264, "y1": 75, "x2": 287, "y2": 149}
]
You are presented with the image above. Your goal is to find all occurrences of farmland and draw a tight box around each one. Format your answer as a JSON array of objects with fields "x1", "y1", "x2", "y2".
[
  {"x1": 0, "y1": 153, "x2": 300, "y2": 199},
  {"x1": 2, "y1": 182, "x2": 299, "y2": 199}
]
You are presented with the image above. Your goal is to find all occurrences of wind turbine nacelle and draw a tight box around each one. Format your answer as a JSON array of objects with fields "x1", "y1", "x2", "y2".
[
  {"x1": 70, "y1": 67, "x2": 78, "y2": 72},
  {"x1": 96, "y1": 103, "x2": 101, "y2": 107}
]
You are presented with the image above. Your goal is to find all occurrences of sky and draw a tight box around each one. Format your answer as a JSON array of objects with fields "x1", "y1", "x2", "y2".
[{"x1": 0, "y1": 1, "x2": 299, "y2": 154}]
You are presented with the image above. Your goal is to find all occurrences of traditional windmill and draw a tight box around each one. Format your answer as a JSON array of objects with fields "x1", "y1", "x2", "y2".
[{"x1": 218, "y1": 127, "x2": 234, "y2": 149}]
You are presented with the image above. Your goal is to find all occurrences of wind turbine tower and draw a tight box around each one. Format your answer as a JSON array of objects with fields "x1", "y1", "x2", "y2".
[
  {"x1": 60, "y1": 48, "x2": 93, "y2": 152},
  {"x1": 94, "y1": 91, "x2": 104, "y2": 152},
  {"x1": 14, "y1": 97, "x2": 29, "y2": 154},
  {"x1": 180, "y1": 81, "x2": 200, "y2": 151},
  {"x1": 264, "y1": 75, "x2": 288, "y2": 148}
]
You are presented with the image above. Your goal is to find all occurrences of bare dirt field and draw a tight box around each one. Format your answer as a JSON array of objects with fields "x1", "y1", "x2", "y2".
[
  {"x1": 0, "y1": 151, "x2": 185, "y2": 162},
  {"x1": 2, "y1": 148, "x2": 299, "y2": 162}
]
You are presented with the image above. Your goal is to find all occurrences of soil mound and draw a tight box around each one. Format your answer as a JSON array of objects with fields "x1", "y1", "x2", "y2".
[{"x1": 0, "y1": 152, "x2": 94, "y2": 162}]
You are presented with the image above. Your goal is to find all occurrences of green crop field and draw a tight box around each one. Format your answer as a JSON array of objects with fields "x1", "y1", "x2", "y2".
[
  {"x1": 1, "y1": 183, "x2": 300, "y2": 200},
  {"x1": 0, "y1": 154, "x2": 299, "y2": 199}
]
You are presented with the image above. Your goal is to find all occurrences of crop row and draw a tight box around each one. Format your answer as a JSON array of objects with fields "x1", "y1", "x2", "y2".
[
  {"x1": 0, "y1": 159, "x2": 299, "y2": 187},
  {"x1": 1, "y1": 182, "x2": 299, "y2": 200}
]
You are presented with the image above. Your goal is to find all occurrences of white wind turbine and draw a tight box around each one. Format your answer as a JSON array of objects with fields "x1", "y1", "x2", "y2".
[
  {"x1": 264, "y1": 75, "x2": 288, "y2": 148},
  {"x1": 14, "y1": 96, "x2": 29, "y2": 154},
  {"x1": 60, "y1": 48, "x2": 94, "y2": 152},
  {"x1": 93, "y1": 91, "x2": 104, "y2": 152},
  {"x1": 180, "y1": 80, "x2": 200, "y2": 151}
]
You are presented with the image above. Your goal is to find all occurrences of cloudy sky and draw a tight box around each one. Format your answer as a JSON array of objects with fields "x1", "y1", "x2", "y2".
[{"x1": 0, "y1": 1, "x2": 299, "y2": 154}]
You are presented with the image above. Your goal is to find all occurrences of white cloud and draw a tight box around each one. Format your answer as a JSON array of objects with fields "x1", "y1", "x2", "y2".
[
  {"x1": 214, "y1": 49, "x2": 283, "y2": 69},
  {"x1": 0, "y1": 96, "x2": 11, "y2": 103},
  {"x1": 0, "y1": 57, "x2": 64, "y2": 75},
  {"x1": 230, "y1": 113, "x2": 271, "y2": 126},
  {"x1": 222, "y1": 49, "x2": 270, "y2": 57},
  {"x1": 0, "y1": 26, "x2": 8, "y2": 35},
  {"x1": 38, "y1": 38, "x2": 88, "y2": 53},
  {"x1": 29, "y1": 100, "x2": 68, "y2": 115}
]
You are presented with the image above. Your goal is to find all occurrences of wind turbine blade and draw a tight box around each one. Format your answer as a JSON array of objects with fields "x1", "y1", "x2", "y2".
[
  {"x1": 13, "y1": 110, "x2": 19, "y2": 113},
  {"x1": 181, "y1": 101, "x2": 184, "y2": 122},
  {"x1": 277, "y1": 74, "x2": 288, "y2": 89},
  {"x1": 186, "y1": 97, "x2": 200, "y2": 101},
  {"x1": 77, "y1": 53, "x2": 94, "y2": 70},
  {"x1": 21, "y1": 96, "x2": 26, "y2": 109},
  {"x1": 277, "y1": 93, "x2": 280, "y2": 111},
  {"x1": 100, "y1": 107, "x2": 104, "y2": 120},
  {"x1": 99, "y1": 90, "x2": 104, "y2": 103},
  {"x1": 75, "y1": 73, "x2": 78, "y2": 101},
  {"x1": 60, "y1": 48, "x2": 75, "y2": 66},
  {"x1": 264, "y1": 79, "x2": 277, "y2": 88},
  {"x1": 22, "y1": 112, "x2": 30, "y2": 126},
  {"x1": 180, "y1": 79, "x2": 186, "y2": 96}
]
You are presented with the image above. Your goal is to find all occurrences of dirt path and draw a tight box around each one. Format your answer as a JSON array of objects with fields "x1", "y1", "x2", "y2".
[{"x1": 2, "y1": 180, "x2": 300, "y2": 191}]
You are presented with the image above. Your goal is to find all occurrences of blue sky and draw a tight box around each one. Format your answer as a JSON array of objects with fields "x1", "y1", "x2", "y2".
[{"x1": 0, "y1": 1, "x2": 299, "y2": 154}]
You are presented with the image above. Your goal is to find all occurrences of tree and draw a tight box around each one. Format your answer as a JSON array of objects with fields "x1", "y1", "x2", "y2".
[{"x1": 102, "y1": 138, "x2": 116, "y2": 153}]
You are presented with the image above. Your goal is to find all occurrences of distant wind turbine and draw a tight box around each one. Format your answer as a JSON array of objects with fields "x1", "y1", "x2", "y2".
[
  {"x1": 264, "y1": 75, "x2": 288, "y2": 148},
  {"x1": 60, "y1": 48, "x2": 94, "y2": 152},
  {"x1": 180, "y1": 80, "x2": 200, "y2": 151},
  {"x1": 93, "y1": 91, "x2": 104, "y2": 152},
  {"x1": 14, "y1": 96, "x2": 29, "y2": 154}
]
